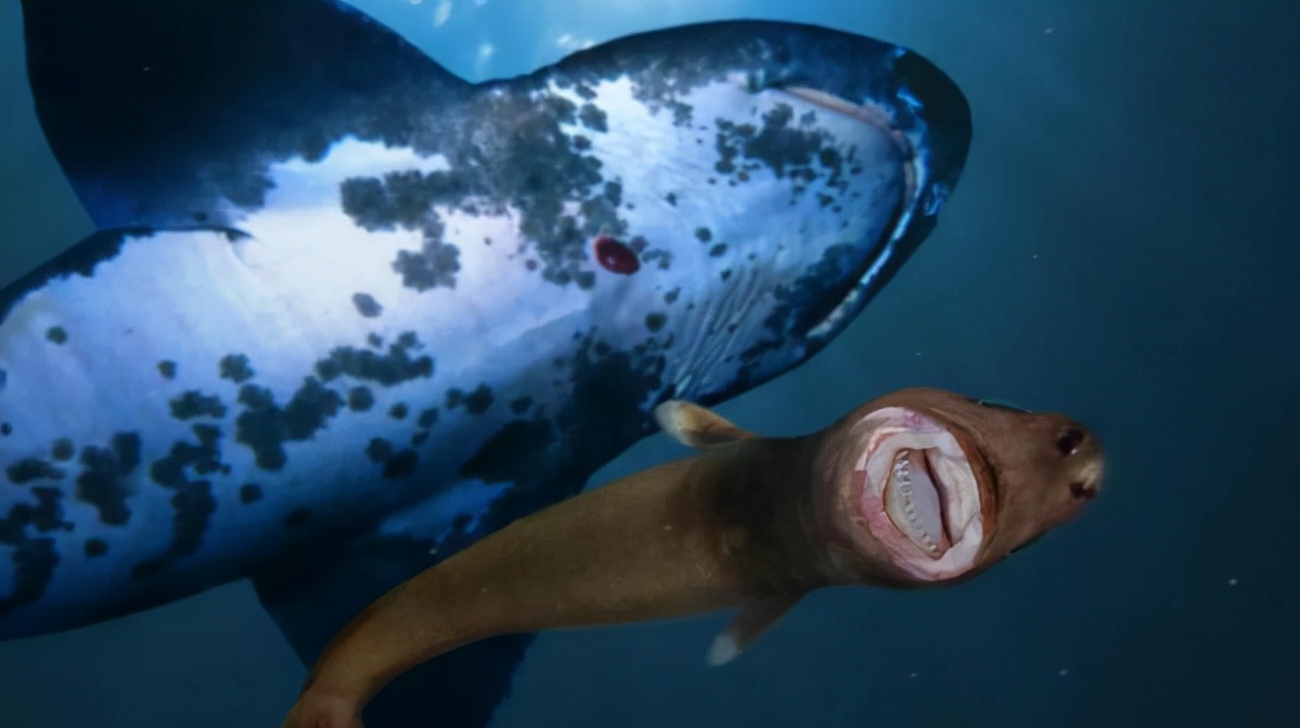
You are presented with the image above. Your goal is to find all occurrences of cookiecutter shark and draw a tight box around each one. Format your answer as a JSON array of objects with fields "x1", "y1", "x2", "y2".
[{"x1": 282, "y1": 388, "x2": 1103, "y2": 728}]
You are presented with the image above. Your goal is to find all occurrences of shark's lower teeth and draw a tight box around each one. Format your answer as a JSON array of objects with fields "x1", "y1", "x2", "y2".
[{"x1": 884, "y1": 450, "x2": 948, "y2": 558}]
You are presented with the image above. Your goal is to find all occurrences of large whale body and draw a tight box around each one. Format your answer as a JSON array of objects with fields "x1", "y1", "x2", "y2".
[{"x1": 1, "y1": 1, "x2": 970, "y2": 724}]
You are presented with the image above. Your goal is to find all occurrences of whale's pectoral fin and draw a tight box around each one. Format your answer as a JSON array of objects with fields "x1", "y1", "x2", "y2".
[
  {"x1": 654, "y1": 400, "x2": 755, "y2": 449},
  {"x1": 251, "y1": 533, "x2": 532, "y2": 728},
  {"x1": 20, "y1": 0, "x2": 469, "y2": 229},
  {"x1": 706, "y1": 593, "x2": 804, "y2": 666}
]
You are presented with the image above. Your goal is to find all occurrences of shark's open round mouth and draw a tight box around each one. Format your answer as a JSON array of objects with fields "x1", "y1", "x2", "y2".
[{"x1": 854, "y1": 407, "x2": 984, "y2": 581}]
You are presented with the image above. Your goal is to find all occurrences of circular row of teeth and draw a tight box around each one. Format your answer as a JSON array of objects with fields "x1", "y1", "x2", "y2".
[{"x1": 892, "y1": 452, "x2": 940, "y2": 555}]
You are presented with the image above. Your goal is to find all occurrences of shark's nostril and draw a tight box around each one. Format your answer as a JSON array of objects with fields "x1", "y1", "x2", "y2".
[{"x1": 1056, "y1": 427, "x2": 1086, "y2": 456}]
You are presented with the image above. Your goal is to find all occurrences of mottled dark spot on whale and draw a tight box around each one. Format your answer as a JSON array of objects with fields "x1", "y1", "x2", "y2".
[
  {"x1": 137, "y1": 424, "x2": 223, "y2": 578},
  {"x1": 509, "y1": 397, "x2": 532, "y2": 415},
  {"x1": 348, "y1": 386, "x2": 375, "y2": 412},
  {"x1": 446, "y1": 384, "x2": 494, "y2": 414},
  {"x1": 0, "y1": 487, "x2": 67, "y2": 539},
  {"x1": 339, "y1": 177, "x2": 409, "y2": 232},
  {"x1": 389, "y1": 403, "x2": 408, "y2": 420},
  {"x1": 709, "y1": 243, "x2": 729, "y2": 258},
  {"x1": 578, "y1": 103, "x2": 607, "y2": 132},
  {"x1": 571, "y1": 134, "x2": 591, "y2": 151},
  {"x1": 383, "y1": 450, "x2": 419, "y2": 479},
  {"x1": 219, "y1": 354, "x2": 255, "y2": 383},
  {"x1": 603, "y1": 181, "x2": 622, "y2": 208},
  {"x1": 235, "y1": 379, "x2": 343, "y2": 471},
  {"x1": 366, "y1": 438, "x2": 394, "y2": 463},
  {"x1": 717, "y1": 104, "x2": 831, "y2": 184},
  {"x1": 150, "y1": 425, "x2": 226, "y2": 485},
  {"x1": 594, "y1": 236, "x2": 639, "y2": 274},
  {"x1": 645, "y1": 313, "x2": 667, "y2": 332},
  {"x1": 0, "y1": 536, "x2": 57, "y2": 616},
  {"x1": 158, "y1": 360, "x2": 177, "y2": 379},
  {"x1": 76, "y1": 432, "x2": 141, "y2": 526},
  {"x1": 664, "y1": 100, "x2": 693, "y2": 127},
  {"x1": 1, "y1": 422, "x2": 10, "y2": 436},
  {"x1": 642, "y1": 249, "x2": 673, "y2": 271},
  {"x1": 352, "y1": 292, "x2": 383, "y2": 318},
  {"x1": 132, "y1": 481, "x2": 216, "y2": 579},
  {"x1": 366, "y1": 333, "x2": 383, "y2": 349},
  {"x1": 342, "y1": 169, "x2": 488, "y2": 233},
  {"x1": 285, "y1": 508, "x2": 313, "y2": 528},
  {"x1": 417, "y1": 408, "x2": 439, "y2": 428},
  {"x1": 694, "y1": 227, "x2": 712, "y2": 243},
  {"x1": 716, "y1": 136, "x2": 738, "y2": 174},
  {"x1": 46, "y1": 326, "x2": 68, "y2": 344},
  {"x1": 393, "y1": 245, "x2": 455, "y2": 291},
  {"x1": 6, "y1": 458, "x2": 64, "y2": 485},
  {"x1": 393, "y1": 231, "x2": 460, "y2": 292},
  {"x1": 170, "y1": 391, "x2": 226, "y2": 420},
  {"x1": 315, "y1": 336, "x2": 433, "y2": 387},
  {"x1": 664, "y1": 287, "x2": 680, "y2": 304},
  {"x1": 459, "y1": 419, "x2": 554, "y2": 484},
  {"x1": 240, "y1": 484, "x2": 263, "y2": 504},
  {"x1": 84, "y1": 538, "x2": 108, "y2": 558}
]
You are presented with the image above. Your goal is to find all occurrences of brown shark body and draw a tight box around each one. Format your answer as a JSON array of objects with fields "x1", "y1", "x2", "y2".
[{"x1": 282, "y1": 388, "x2": 1103, "y2": 728}]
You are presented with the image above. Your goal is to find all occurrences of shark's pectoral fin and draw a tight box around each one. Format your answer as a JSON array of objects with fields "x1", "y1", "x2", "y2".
[
  {"x1": 654, "y1": 400, "x2": 755, "y2": 449},
  {"x1": 705, "y1": 593, "x2": 804, "y2": 666},
  {"x1": 251, "y1": 532, "x2": 531, "y2": 728}
]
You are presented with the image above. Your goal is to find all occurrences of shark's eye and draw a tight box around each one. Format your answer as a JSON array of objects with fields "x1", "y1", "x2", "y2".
[
  {"x1": 1056, "y1": 427, "x2": 1086, "y2": 456},
  {"x1": 593, "y1": 235, "x2": 639, "y2": 275}
]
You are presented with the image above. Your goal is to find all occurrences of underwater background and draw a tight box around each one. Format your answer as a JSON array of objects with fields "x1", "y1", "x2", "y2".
[{"x1": 0, "y1": 0, "x2": 1296, "y2": 726}]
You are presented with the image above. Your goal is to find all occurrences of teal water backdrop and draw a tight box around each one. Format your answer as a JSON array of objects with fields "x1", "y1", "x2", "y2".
[{"x1": 0, "y1": 1, "x2": 1296, "y2": 726}]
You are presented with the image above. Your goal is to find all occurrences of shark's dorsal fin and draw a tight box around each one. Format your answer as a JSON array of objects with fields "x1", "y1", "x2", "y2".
[
  {"x1": 706, "y1": 593, "x2": 804, "y2": 666},
  {"x1": 654, "y1": 400, "x2": 754, "y2": 449}
]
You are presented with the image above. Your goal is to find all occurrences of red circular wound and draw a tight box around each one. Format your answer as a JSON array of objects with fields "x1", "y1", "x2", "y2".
[{"x1": 593, "y1": 236, "x2": 640, "y2": 274}]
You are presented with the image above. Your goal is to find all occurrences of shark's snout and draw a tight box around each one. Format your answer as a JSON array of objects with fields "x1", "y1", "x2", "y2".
[{"x1": 1053, "y1": 422, "x2": 1103, "y2": 502}]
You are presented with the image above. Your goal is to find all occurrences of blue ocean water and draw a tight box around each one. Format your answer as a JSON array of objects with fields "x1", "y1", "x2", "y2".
[{"x1": 0, "y1": 1, "x2": 1296, "y2": 726}]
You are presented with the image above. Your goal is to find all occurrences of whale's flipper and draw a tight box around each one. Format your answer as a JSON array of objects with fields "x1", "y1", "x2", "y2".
[{"x1": 20, "y1": 0, "x2": 469, "y2": 230}]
